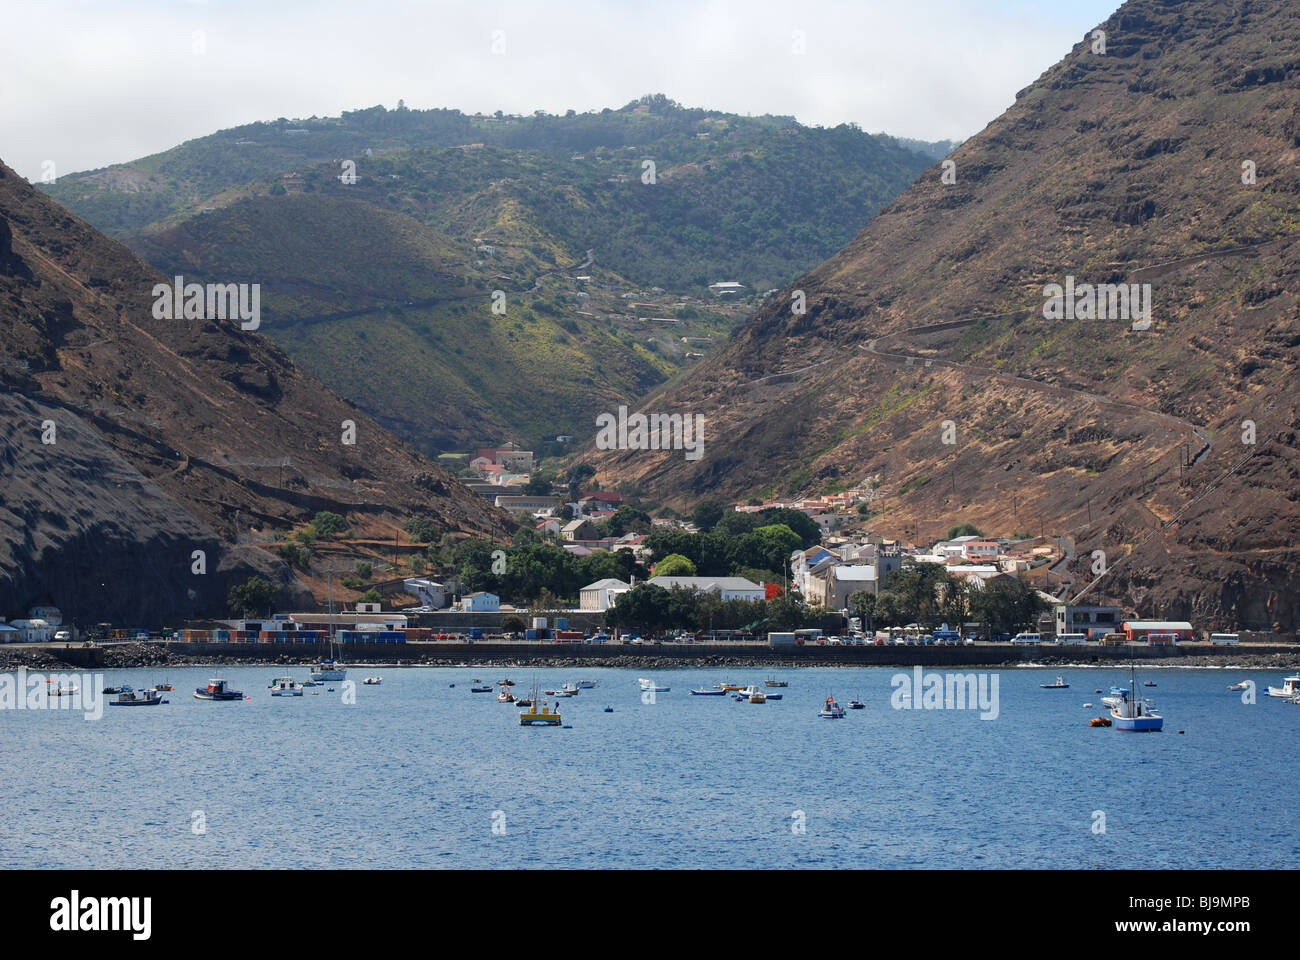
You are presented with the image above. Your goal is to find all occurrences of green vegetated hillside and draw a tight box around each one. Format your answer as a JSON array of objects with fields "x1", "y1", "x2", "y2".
[{"x1": 42, "y1": 96, "x2": 939, "y2": 453}]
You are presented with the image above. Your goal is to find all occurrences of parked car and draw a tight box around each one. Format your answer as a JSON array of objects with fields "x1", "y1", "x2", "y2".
[{"x1": 54, "y1": 630, "x2": 72, "y2": 642}]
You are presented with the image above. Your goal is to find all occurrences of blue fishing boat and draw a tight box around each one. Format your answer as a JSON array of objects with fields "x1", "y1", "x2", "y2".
[
  {"x1": 690, "y1": 687, "x2": 727, "y2": 696},
  {"x1": 1109, "y1": 666, "x2": 1162, "y2": 732}
]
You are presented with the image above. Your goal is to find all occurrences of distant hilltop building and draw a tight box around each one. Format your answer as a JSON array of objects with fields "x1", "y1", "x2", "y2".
[{"x1": 708, "y1": 281, "x2": 745, "y2": 297}]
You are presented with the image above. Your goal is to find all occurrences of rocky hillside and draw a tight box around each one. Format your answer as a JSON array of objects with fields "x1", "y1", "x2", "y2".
[
  {"x1": 585, "y1": 0, "x2": 1300, "y2": 630},
  {"x1": 0, "y1": 159, "x2": 509, "y2": 627}
]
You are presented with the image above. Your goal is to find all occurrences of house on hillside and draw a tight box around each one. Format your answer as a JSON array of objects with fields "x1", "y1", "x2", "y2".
[
  {"x1": 403, "y1": 578, "x2": 449, "y2": 610},
  {"x1": 562, "y1": 519, "x2": 599, "y2": 541}
]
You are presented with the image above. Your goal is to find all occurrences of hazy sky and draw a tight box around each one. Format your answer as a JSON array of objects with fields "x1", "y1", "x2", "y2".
[{"x1": 1, "y1": 0, "x2": 1122, "y2": 181}]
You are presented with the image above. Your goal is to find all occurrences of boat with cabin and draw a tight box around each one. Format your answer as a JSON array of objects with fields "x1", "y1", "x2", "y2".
[
  {"x1": 269, "y1": 677, "x2": 304, "y2": 697},
  {"x1": 519, "y1": 680, "x2": 562, "y2": 726},
  {"x1": 1040, "y1": 676, "x2": 1070, "y2": 689},
  {"x1": 819, "y1": 696, "x2": 846, "y2": 719},
  {"x1": 108, "y1": 685, "x2": 165, "y2": 707},
  {"x1": 1267, "y1": 673, "x2": 1300, "y2": 699},
  {"x1": 1108, "y1": 666, "x2": 1163, "y2": 732},
  {"x1": 194, "y1": 678, "x2": 244, "y2": 701}
]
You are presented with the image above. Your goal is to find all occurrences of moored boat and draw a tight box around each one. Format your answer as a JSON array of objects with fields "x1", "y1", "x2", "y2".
[
  {"x1": 819, "y1": 696, "x2": 846, "y2": 719},
  {"x1": 520, "y1": 680, "x2": 562, "y2": 726},
  {"x1": 269, "y1": 677, "x2": 304, "y2": 697},
  {"x1": 109, "y1": 685, "x2": 165, "y2": 707},
  {"x1": 690, "y1": 687, "x2": 727, "y2": 696},
  {"x1": 470, "y1": 685, "x2": 494, "y2": 693},
  {"x1": 848, "y1": 699, "x2": 865, "y2": 710},
  {"x1": 1108, "y1": 666, "x2": 1163, "y2": 732},
  {"x1": 362, "y1": 676, "x2": 382, "y2": 685},
  {"x1": 1040, "y1": 676, "x2": 1070, "y2": 689},
  {"x1": 764, "y1": 679, "x2": 788, "y2": 688},
  {"x1": 194, "y1": 678, "x2": 244, "y2": 701},
  {"x1": 1266, "y1": 673, "x2": 1300, "y2": 699},
  {"x1": 1227, "y1": 677, "x2": 1250, "y2": 691}
]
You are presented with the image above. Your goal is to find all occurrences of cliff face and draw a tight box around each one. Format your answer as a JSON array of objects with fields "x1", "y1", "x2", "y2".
[
  {"x1": 585, "y1": 0, "x2": 1300, "y2": 629},
  {"x1": 0, "y1": 159, "x2": 510, "y2": 626}
]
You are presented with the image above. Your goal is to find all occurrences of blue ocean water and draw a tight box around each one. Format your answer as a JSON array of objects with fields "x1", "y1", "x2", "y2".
[{"x1": 2, "y1": 665, "x2": 1295, "y2": 868}]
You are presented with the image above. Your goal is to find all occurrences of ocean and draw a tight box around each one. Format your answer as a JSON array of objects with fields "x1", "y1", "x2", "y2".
[{"x1": 3, "y1": 664, "x2": 1295, "y2": 868}]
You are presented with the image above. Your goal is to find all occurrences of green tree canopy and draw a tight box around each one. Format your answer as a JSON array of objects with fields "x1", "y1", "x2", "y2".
[
  {"x1": 654, "y1": 553, "x2": 697, "y2": 577},
  {"x1": 228, "y1": 576, "x2": 277, "y2": 617}
]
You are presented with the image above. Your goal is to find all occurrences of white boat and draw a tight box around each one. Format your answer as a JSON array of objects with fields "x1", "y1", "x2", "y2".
[
  {"x1": 819, "y1": 696, "x2": 846, "y2": 719},
  {"x1": 1040, "y1": 676, "x2": 1070, "y2": 689},
  {"x1": 560, "y1": 683, "x2": 580, "y2": 696},
  {"x1": 637, "y1": 678, "x2": 670, "y2": 693},
  {"x1": 269, "y1": 677, "x2": 304, "y2": 697},
  {"x1": 362, "y1": 677, "x2": 382, "y2": 685},
  {"x1": 1267, "y1": 674, "x2": 1300, "y2": 699},
  {"x1": 1108, "y1": 666, "x2": 1163, "y2": 732},
  {"x1": 1227, "y1": 677, "x2": 1250, "y2": 691},
  {"x1": 739, "y1": 685, "x2": 766, "y2": 703},
  {"x1": 576, "y1": 680, "x2": 598, "y2": 689},
  {"x1": 46, "y1": 680, "x2": 79, "y2": 697},
  {"x1": 108, "y1": 685, "x2": 165, "y2": 707}
]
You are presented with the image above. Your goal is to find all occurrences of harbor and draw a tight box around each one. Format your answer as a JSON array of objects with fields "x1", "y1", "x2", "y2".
[{"x1": 5, "y1": 663, "x2": 1298, "y2": 870}]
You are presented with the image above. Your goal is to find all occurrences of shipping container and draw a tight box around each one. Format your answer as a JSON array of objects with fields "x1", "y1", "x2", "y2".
[{"x1": 531, "y1": 617, "x2": 547, "y2": 630}]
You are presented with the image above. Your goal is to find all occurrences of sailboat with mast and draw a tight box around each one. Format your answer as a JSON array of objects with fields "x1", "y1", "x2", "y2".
[{"x1": 310, "y1": 564, "x2": 347, "y2": 682}]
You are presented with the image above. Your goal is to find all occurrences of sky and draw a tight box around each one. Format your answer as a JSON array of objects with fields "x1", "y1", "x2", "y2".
[{"x1": 0, "y1": 0, "x2": 1123, "y2": 181}]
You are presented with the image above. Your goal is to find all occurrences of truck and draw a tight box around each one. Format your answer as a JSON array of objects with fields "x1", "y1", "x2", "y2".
[
  {"x1": 468, "y1": 627, "x2": 484, "y2": 640},
  {"x1": 768, "y1": 632, "x2": 798, "y2": 647},
  {"x1": 554, "y1": 630, "x2": 584, "y2": 643}
]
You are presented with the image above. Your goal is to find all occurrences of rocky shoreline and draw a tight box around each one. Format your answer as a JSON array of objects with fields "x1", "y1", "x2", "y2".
[{"x1": 3, "y1": 642, "x2": 1296, "y2": 673}]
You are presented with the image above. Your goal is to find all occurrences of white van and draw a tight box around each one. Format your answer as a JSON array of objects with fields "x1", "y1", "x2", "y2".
[
  {"x1": 1011, "y1": 632, "x2": 1041, "y2": 645},
  {"x1": 1055, "y1": 633, "x2": 1087, "y2": 645},
  {"x1": 1209, "y1": 633, "x2": 1239, "y2": 645}
]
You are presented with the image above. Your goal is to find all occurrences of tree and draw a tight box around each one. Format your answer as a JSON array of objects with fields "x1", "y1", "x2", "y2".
[
  {"x1": 598, "y1": 504, "x2": 652, "y2": 538},
  {"x1": 566, "y1": 463, "x2": 596, "y2": 486},
  {"x1": 355, "y1": 561, "x2": 372, "y2": 579},
  {"x1": 968, "y1": 577, "x2": 1047, "y2": 637},
  {"x1": 403, "y1": 516, "x2": 439, "y2": 543},
  {"x1": 654, "y1": 553, "x2": 697, "y2": 577},
  {"x1": 358, "y1": 588, "x2": 383, "y2": 605},
  {"x1": 501, "y1": 615, "x2": 527, "y2": 634},
  {"x1": 691, "y1": 499, "x2": 725, "y2": 533},
  {"x1": 758, "y1": 507, "x2": 821, "y2": 548},
  {"x1": 947, "y1": 522, "x2": 984, "y2": 540},
  {"x1": 765, "y1": 590, "x2": 810, "y2": 631},
  {"x1": 228, "y1": 576, "x2": 277, "y2": 617},
  {"x1": 313, "y1": 511, "x2": 347, "y2": 537},
  {"x1": 849, "y1": 590, "x2": 879, "y2": 633},
  {"x1": 523, "y1": 475, "x2": 553, "y2": 496}
]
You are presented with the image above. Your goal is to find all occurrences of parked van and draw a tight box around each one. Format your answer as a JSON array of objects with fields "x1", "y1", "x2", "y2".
[
  {"x1": 1055, "y1": 632, "x2": 1088, "y2": 645},
  {"x1": 1010, "y1": 632, "x2": 1041, "y2": 645},
  {"x1": 1208, "y1": 632, "x2": 1239, "y2": 645}
]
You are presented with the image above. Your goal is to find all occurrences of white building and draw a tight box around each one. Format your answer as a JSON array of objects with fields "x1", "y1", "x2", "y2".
[
  {"x1": 647, "y1": 576, "x2": 765, "y2": 603},
  {"x1": 0, "y1": 624, "x2": 22, "y2": 643},
  {"x1": 403, "y1": 578, "x2": 449, "y2": 609},
  {"x1": 579, "y1": 578, "x2": 632, "y2": 612},
  {"x1": 460, "y1": 592, "x2": 500, "y2": 612},
  {"x1": 8, "y1": 619, "x2": 54, "y2": 642}
]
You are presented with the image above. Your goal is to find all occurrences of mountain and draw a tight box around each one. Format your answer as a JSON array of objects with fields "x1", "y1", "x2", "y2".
[
  {"x1": 583, "y1": 0, "x2": 1300, "y2": 630},
  {"x1": 41, "y1": 97, "x2": 934, "y2": 453},
  {"x1": 0, "y1": 159, "x2": 509, "y2": 627}
]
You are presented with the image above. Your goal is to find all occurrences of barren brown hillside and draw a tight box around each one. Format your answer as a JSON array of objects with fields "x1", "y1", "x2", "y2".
[
  {"x1": 0, "y1": 160, "x2": 509, "y2": 625},
  {"x1": 585, "y1": 0, "x2": 1300, "y2": 629}
]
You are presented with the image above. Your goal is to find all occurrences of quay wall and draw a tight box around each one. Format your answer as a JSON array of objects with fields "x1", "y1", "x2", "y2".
[{"x1": 155, "y1": 640, "x2": 1296, "y2": 665}]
